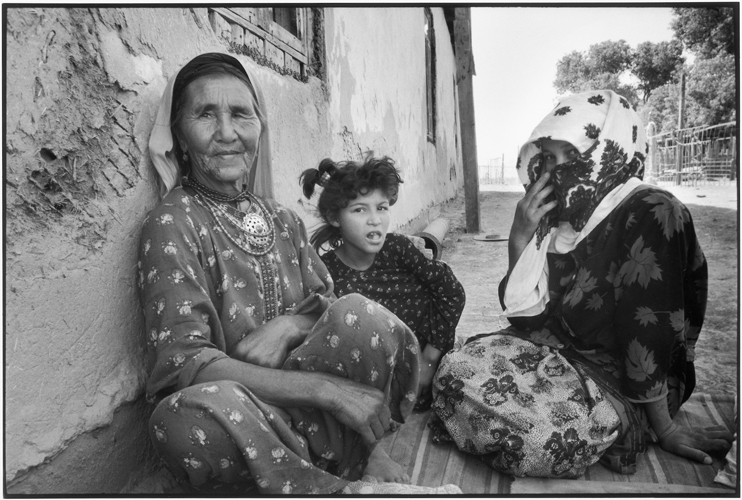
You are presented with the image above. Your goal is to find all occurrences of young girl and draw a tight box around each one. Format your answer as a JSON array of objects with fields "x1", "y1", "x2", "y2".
[{"x1": 300, "y1": 156, "x2": 466, "y2": 409}]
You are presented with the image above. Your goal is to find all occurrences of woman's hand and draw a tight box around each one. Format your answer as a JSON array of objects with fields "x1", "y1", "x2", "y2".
[
  {"x1": 326, "y1": 378, "x2": 393, "y2": 445},
  {"x1": 657, "y1": 423, "x2": 734, "y2": 464},
  {"x1": 232, "y1": 314, "x2": 315, "y2": 368},
  {"x1": 644, "y1": 396, "x2": 734, "y2": 465},
  {"x1": 508, "y1": 172, "x2": 558, "y2": 270}
]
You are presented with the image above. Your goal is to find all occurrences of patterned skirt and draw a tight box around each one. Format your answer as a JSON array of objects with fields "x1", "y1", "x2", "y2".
[
  {"x1": 430, "y1": 333, "x2": 621, "y2": 478},
  {"x1": 147, "y1": 293, "x2": 420, "y2": 494}
]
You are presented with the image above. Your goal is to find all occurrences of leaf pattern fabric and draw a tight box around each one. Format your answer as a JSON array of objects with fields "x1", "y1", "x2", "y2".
[
  {"x1": 506, "y1": 186, "x2": 706, "y2": 406},
  {"x1": 138, "y1": 187, "x2": 420, "y2": 493},
  {"x1": 321, "y1": 233, "x2": 466, "y2": 352}
]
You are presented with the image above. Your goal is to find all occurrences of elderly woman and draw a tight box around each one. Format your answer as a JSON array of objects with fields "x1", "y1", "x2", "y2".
[
  {"x1": 430, "y1": 90, "x2": 733, "y2": 479},
  {"x1": 139, "y1": 53, "x2": 459, "y2": 495}
]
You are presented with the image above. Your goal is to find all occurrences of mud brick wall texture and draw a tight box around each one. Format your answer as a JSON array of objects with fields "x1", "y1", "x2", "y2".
[{"x1": 5, "y1": 7, "x2": 463, "y2": 493}]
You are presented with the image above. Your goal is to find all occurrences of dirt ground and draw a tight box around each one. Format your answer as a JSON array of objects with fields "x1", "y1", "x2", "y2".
[{"x1": 436, "y1": 182, "x2": 738, "y2": 396}]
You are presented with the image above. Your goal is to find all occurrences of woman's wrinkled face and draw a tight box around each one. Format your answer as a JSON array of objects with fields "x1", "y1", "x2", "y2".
[{"x1": 176, "y1": 74, "x2": 261, "y2": 194}]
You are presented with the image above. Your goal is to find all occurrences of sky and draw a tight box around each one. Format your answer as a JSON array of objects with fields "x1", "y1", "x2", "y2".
[{"x1": 470, "y1": 6, "x2": 678, "y2": 167}]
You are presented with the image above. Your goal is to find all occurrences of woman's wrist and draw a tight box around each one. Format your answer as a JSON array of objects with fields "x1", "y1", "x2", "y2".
[
  {"x1": 278, "y1": 314, "x2": 312, "y2": 346},
  {"x1": 656, "y1": 421, "x2": 679, "y2": 443}
]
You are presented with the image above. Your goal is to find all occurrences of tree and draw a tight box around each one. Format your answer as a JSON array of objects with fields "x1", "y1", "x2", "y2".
[
  {"x1": 553, "y1": 7, "x2": 737, "y2": 129},
  {"x1": 553, "y1": 40, "x2": 638, "y2": 105},
  {"x1": 671, "y1": 6, "x2": 736, "y2": 58},
  {"x1": 641, "y1": 52, "x2": 735, "y2": 133},
  {"x1": 641, "y1": 7, "x2": 737, "y2": 133},
  {"x1": 588, "y1": 39, "x2": 633, "y2": 74},
  {"x1": 639, "y1": 82, "x2": 680, "y2": 133},
  {"x1": 685, "y1": 52, "x2": 736, "y2": 126},
  {"x1": 553, "y1": 51, "x2": 590, "y2": 94},
  {"x1": 632, "y1": 41, "x2": 684, "y2": 103}
]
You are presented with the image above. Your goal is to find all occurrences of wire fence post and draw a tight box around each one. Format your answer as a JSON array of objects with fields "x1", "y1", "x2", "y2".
[{"x1": 675, "y1": 74, "x2": 686, "y2": 186}]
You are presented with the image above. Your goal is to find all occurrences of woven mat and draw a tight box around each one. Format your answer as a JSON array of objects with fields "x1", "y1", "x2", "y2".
[{"x1": 379, "y1": 393, "x2": 737, "y2": 495}]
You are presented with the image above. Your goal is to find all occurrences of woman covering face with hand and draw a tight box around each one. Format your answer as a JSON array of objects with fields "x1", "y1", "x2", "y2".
[
  {"x1": 139, "y1": 53, "x2": 460, "y2": 495},
  {"x1": 430, "y1": 90, "x2": 733, "y2": 479}
]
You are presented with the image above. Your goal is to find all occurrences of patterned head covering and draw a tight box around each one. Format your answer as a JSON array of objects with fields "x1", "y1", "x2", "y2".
[
  {"x1": 517, "y1": 90, "x2": 647, "y2": 247},
  {"x1": 504, "y1": 90, "x2": 649, "y2": 318},
  {"x1": 148, "y1": 53, "x2": 274, "y2": 199}
]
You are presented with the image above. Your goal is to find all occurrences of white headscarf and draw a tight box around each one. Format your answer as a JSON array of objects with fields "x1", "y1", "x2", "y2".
[
  {"x1": 504, "y1": 90, "x2": 649, "y2": 317},
  {"x1": 148, "y1": 53, "x2": 274, "y2": 199}
]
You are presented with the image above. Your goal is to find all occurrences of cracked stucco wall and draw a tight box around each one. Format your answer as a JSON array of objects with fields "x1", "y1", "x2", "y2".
[{"x1": 5, "y1": 6, "x2": 463, "y2": 493}]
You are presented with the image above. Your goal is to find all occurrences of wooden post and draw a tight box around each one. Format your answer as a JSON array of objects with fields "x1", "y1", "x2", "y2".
[
  {"x1": 454, "y1": 7, "x2": 480, "y2": 233},
  {"x1": 731, "y1": 135, "x2": 737, "y2": 181},
  {"x1": 675, "y1": 73, "x2": 686, "y2": 186}
]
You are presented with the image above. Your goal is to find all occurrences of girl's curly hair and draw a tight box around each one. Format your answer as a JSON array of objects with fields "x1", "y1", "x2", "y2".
[{"x1": 300, "y1": 155, "x2": 403, "y2": 252}]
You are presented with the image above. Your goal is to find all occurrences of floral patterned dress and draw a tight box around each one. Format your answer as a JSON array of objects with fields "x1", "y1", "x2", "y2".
[
  {"x1": 321, "y1": 233, "x2": 466, "y2": 353},
  {"x1": 138, "y1": 186, "x2": 420, "y2": 494},
  {"x1": 431, "y1": 186, "x2": 707, "y2": 478}
]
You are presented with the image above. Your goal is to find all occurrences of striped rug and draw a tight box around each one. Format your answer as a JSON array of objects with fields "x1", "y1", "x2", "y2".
[{"x1": 379, "y1": 393, "x2": 737, "y2": 495}]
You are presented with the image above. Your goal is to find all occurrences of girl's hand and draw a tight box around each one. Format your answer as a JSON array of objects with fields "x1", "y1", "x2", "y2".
[
  {"x1": 326, "y1": 378, "x2": 392, "y2": 445},
  {"x1": 508, "y1": 172, "x2": 558, "y2": 269},
  {"x1": 232, "y1": 315, "x2": 313, "y2": 368},
  {"x1": 416, "y1": 345, "x2": 443, "y2": 410},
  {"x1": 415, "y1": 362, "x2": 437, "y2": 410},
  {"x1": 657, "y1": 423, "x2": 734, "y2": 464}
]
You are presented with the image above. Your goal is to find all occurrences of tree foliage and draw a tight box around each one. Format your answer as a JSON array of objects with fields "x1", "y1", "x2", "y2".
[
  {"x1": 632, "y1": 41, "x2": 684, "y2": 102},
  {"x1": 554, "y1": 7, "x2": 737, "y2": 132},
  {"x1": 589, "y1": 40, "x2": 633, "y2": 75},
  {"x1": 671, "y1": 6, "x2": 736, "y2": 58},
  {"x1": 641, "y1": 52, "x2": 735, "y2": 132},
  {"x1": 685, "y1": 52, "x2": 736, "y2": 126},
  {"x1": 554, "y1": 40, "x2": 639, "y2": 105}
]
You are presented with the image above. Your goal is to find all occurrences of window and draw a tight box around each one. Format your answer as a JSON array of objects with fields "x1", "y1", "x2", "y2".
[
  {"x1": 424, "y1": 8, "x2": 437, "y2": 143},
  {"x1": 208, "y1": 7, "x2": 321, "y2": 82},
  {"x1": 273, "y1": 8, "x2": 299, "y2": 37}
]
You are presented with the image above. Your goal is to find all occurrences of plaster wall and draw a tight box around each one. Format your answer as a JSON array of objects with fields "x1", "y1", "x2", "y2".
[
  {"x1": 322, "y1": 8, "x2": 463, "y2": 231},
  {"x1": 5, "y1": 6, "x2": 463, "y2": 493}
]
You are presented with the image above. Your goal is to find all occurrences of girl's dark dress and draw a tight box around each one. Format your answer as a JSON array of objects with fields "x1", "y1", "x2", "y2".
[{"x1": 321, "y1": 233, "x2": 466, "y2": 353}]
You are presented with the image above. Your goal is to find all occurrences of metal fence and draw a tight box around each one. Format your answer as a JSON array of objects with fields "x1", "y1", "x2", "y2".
[
  {"x1": 479, "y1": 156, "x2": 507, "y2": 185},
  {"x1": 479, "y1": 156, "x2": 523, "y2": 187},
  {"x1": 647, "y1": 122, "x2": 737, "y2": 187}
]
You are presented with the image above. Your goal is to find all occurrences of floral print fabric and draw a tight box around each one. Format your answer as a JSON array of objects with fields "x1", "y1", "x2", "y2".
[
  {"x1": 433, "y1": 186, "x2": 706, "y2": 477},
  {"x1": 321, "y1": 233, "x2": 466, "y2": 352},
  {"x1": 138, "y1": 188, "x2": 420, "y2": 493},
  {"x1": 431, "y1": 334, "x2": 620, "y2": 478},
  {"x1": 138, "y1": 186, "x2": 331, "y2": 400},
  {"x1": 148, "y1": 294, "x2": 420, "y2": 494}
]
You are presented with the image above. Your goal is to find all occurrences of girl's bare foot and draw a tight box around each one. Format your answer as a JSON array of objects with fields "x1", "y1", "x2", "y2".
[{"x1": 362, "y1": 446, "x2": 410, "y2": 483}]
